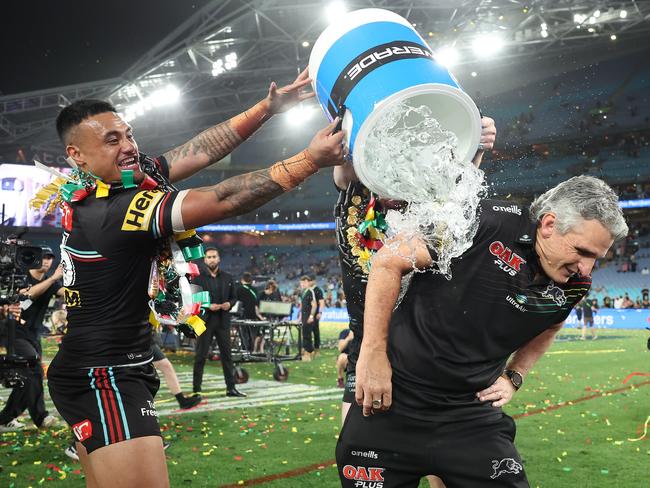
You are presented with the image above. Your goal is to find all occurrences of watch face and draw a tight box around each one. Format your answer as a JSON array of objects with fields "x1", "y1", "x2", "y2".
[{"x1": 511, "y1": 371, "x2": 523, "y2": 388}]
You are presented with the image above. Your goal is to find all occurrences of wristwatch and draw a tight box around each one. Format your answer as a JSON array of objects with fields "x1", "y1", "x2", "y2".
[{"x1": 504, "y1": 369, "x2": 524, "y2": 390}]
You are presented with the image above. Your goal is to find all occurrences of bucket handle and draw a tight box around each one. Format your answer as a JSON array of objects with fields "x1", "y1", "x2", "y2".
[{"x1": 333, "y1": 104, "x2": 347, "y2": 134}]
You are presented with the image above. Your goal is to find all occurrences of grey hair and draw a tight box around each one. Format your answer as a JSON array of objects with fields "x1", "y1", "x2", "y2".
[{"x1": 529, "y1": 176, "x2": 628, "y2": 241}]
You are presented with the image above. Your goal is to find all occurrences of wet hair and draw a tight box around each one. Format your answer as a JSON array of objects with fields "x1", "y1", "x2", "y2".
[
  {"x1": 529, "y1": 175, "x2": 628, "y2": 241},
  {"x1": 56, "y1": 99, "x2": 117, "y2": 143},
  {"x1": 204, "y1": 246, "x2": 220, "y2": 255}
]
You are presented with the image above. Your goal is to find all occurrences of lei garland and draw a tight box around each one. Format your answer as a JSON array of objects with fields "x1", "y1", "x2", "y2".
[
  {"x1": 29, "y1": 154, "x2": 207, "y2": 337},
  {"x1": 343, "y1": 189, "x2": 388, "y2": 275}
]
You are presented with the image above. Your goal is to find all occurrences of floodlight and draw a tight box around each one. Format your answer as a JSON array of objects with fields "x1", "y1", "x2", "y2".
[
  {"x1": 326, "y1": 1, "x2": 347, "y2": 24},
  {"x1": 435, "y1": 46, "x2": 459, "y2": 67}
]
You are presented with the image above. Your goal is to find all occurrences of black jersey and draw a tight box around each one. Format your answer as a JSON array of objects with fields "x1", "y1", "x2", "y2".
[
  {"x1": 300, "y1": 288, "x2": 316, "y2": 319},
  {"x1": 389, "y1": 200, "x2": 591, "y2": 421},
  {"x1": 236, "y1": 284, "x2": 259, "y2": 320},
  {"x1": 57, "y1": 156, "x2": 181, "y2": 368},
  {"x1": 335, "y1": 182, "x2": 376, "y2": 335}
]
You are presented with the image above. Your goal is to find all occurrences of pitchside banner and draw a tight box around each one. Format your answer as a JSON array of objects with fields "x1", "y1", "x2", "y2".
[
  {"x1": 559, "y1": 308, "x2": 650, "y2": 329},
  {"x1": 296, "y1": 307, "x2": 650, "y2": 329}
]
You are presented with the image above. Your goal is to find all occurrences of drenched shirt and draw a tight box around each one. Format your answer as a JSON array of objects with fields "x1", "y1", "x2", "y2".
[{"x1": 389, "y1": 200, "x2": 591, "y2": 421}]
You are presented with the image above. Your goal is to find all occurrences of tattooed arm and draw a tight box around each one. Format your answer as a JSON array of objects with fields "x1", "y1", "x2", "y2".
[
  {"x1": 164, "y1": 120, "x2": 244, "y2": 183},
  {"x1": 165, "y1": 69, "x2": 314, "y2": 183},
  {"x1": 179, "y1": 120, "x2": 344, "y2": 229}
]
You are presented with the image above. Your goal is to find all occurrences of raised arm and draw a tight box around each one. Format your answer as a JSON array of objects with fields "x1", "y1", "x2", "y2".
[
  {"x1": 165, "y1": 68, "x2": 314, "y2": 183},
  {"x1": 179, "y1": 119, "x2": 344, "y2": 230},
  {"x1": 471, "y1": 116, "x2": 496, "y2": 168},
  {"x1": 356, "y1": 235, "x2": 432, "y2": 416}
]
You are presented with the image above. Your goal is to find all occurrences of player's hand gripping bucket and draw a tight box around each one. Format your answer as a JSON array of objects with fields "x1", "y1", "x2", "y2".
[{"x1": 309, "y1": 8, "x2": 481, "y2": 198}]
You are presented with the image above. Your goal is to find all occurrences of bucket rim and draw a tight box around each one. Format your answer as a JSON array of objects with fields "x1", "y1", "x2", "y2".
[{"x1": 352, "y1": 82, "x2": 482, "y2": 200}]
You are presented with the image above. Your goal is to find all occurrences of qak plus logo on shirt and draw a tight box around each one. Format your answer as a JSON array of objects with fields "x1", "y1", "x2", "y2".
[
  {"x1": 541, "y1": 283, "x2": 567, "y2": 306},
  {"x1": 489, "y1": 241, "x2": 526, "y2": 276},
  {"x1": 342, "y1": 465, "x2": 385, "y2": 488}
]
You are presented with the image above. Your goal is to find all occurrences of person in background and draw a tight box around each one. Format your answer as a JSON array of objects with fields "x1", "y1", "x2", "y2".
[
  {"x1": 299, "y1": 275, "x2": 317, "y2": 361},
  {"x1": 337, "y1": 328, "x2": 354, "y2": 388},
  {"x1": 310, "y1": 276, "x2": 326, "y2": 358},
  {"x1": 237, "y1": 272, "x2": 265, "y2": 354},
  {"x1": 192, "y1": 247, "x2": 244, "y2": 398},
  {"x1": 0, "y1": 247, "x2": 63, "y2": 431}
]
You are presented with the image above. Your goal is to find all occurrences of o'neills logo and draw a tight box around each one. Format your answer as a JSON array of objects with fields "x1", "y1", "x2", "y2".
[
  {"x1": 351, "y1": 450, "x2": 378, "y2": 459},
  {"x1": 492, "y1": 204, "x2": 522, "y2": 216},
  {"x1": 489, "y1": 241, "x2": 526, "y2": 276},
  {"x1": 342, "y1": 465, "x2": 385, "y2": 487}
]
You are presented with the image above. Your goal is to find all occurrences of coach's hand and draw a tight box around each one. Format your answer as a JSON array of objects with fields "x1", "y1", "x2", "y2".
[
  {"x1": 476, "y1": 375, "x2": 515, "y2": 408},
  {"x1": 355, "y1": 345, "x2": 392, "y2": 417}
]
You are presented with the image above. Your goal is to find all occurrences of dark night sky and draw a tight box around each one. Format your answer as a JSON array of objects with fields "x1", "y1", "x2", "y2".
[{"x1": 0, "y1": 0, "x2": 214, "y2": 95}]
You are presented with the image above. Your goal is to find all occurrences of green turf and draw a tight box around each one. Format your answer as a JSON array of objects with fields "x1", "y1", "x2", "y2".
[{"x1": 1, "y1": 328, "x2": 648, "y2": 487}]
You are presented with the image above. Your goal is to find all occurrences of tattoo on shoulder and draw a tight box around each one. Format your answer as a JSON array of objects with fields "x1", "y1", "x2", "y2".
[{"x1": 164, "y1": 121, "x2": 242, "y2": 167}]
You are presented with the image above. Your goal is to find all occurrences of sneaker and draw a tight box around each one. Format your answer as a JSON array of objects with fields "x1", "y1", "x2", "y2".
[
  {"x1": 0, "y1": 419, "x2": 25, "y2": 432},
  {"x1": 64, "y1": 444, "x2": 79, "y2": 461},
  {"x1": 337, "y1": 378, "x2": 344, "y2": 388},
  {"x1": 163, "y1": 441, "x2": 171, "y2": 450},
  {"x1": 39, "y1": 415, "x2": 59, "y2": 428},
  {"x1": 177, "y1": 393, "x2": 202, "y2": 410}
]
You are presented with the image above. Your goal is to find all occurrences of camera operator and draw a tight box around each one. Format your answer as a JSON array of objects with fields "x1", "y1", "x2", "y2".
[{"x1": 0, "y1": 247, "x2": 63, "y2": 431}]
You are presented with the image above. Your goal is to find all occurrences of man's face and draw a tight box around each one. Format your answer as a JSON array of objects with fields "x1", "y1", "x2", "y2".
[
  {"x1": 66, "y1": 112, "x2": 141, "y2": 184},
  {"x1": 204, "y1": 250, "x2": 220, "y2": 270},
  {"x1": 39, "y1": 256, "x2": 54, "y2": 273},
  {"x1": 299, "y1": 279, "x2": 309, "y2": 290},
  {"x1": 536, "y1": 215, "x2": 613, "y2": 283}
]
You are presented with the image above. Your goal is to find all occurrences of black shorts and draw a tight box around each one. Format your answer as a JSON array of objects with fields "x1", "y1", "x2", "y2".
[
  {"x1": 342, "y1": 370, "x2": 356, "y2": 403},
  {"x1": 336, "y1": 404, "x2": 529, "y2": 488},
  {"x1": 151, "y1": 343, "x2": 166, "y2": 362},
  {"x1": 48, "y1": 360, "x2": 161, "y2": 454}
]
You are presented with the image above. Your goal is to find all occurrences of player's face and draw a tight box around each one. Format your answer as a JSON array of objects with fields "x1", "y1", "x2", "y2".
[
  {"x1": 536, "y1": 215, "x2": 613, "y2": 283},
  {"x1": 299, "y1": 279, "x2": 309, "y2": 289},
  {"x1": 204, "y1": 251, "x2": 220, "y2": 270},
  {"x1": 67, "y1": 112, "x2": 142, "y2": 184}
]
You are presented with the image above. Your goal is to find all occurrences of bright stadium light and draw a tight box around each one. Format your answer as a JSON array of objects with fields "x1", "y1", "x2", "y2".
[
  {"x1": 619, "y1": 9, "x2": 628, "y2": 18},
  {"x1": 326, "y1": 1, "x2": 347, "y2": 24},
  {"x1": 472, "y1": 33, "x2": 505, "y2": 57},
  {"x1": 286, "y1": 104, "x2": 316, "y2": 126},
  {"x1": 224, "y1": 52, "x2": 238, "y2": 70},
  {"x1": 435, "y1": 46, "x2": 459, "y2": 67}
]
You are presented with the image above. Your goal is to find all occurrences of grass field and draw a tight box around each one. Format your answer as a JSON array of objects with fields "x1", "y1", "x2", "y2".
[{"x1": 1, "y1": 326, "x2": 648, "y2": 487}]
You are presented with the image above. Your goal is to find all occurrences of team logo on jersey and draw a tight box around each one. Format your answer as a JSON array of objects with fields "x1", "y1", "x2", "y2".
[
  {"x1": 541, "y1": 283, "x2": 567, "y2": 306},
  {"x1": 342, "y1": 465, "x2": 385, "y2": 487},
  {"x1": 121, "y1": 190, "x2": 165, "y2": 231},
  {"x1": 491, "y1": 458, "x2": 523, "y2": 479},
  {"x1": 489, "y1": 241, "x2": 526, "y2": 276},
  {"x1": 64, "y1": 288, "x2": 81, "y2": 308},
  {"x1": 72, "y1": 419, "x2": 92, "y2": 442}
]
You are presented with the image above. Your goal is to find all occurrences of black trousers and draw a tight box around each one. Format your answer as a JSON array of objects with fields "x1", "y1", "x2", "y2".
[
  {"x1": 0, "y1": 338, "x2": 48, "y2": 426},
  {"x1": 313, "y1": 318, "x2": 321, "y2": 349},
  {"x1": 193, "y1": 320, "x2": 234, "y2": 392},
  {"x1": 301, "y1": 319, "x2": 314, "y2": 353}
]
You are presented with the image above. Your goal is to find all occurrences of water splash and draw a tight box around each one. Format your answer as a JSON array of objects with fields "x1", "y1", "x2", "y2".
[{"x1": 362, "y1": 102, "x2": 486, "y2": 279}]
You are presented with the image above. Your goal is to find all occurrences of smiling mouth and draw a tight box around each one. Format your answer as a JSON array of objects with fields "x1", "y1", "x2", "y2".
[{"x1": 117, "y1": 156, "x2": 139, "y2": 170}]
